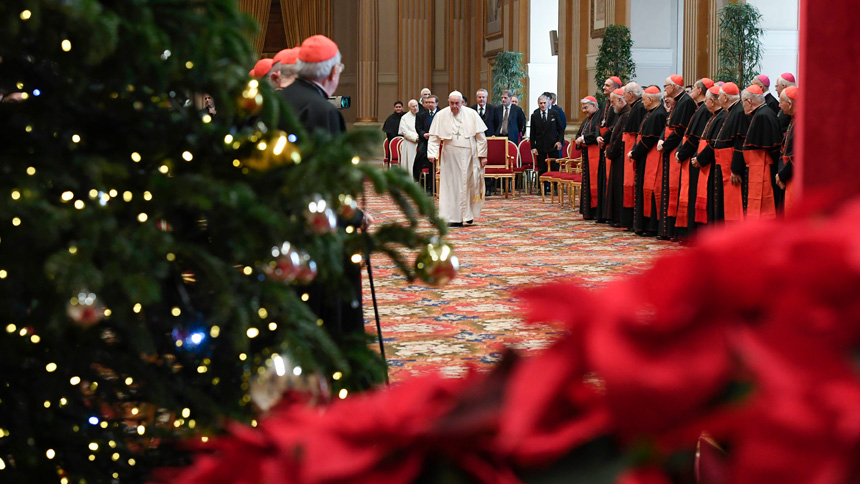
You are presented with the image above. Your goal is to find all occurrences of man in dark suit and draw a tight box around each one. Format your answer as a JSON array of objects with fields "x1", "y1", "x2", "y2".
[
  {"x1": 470, "y1": 88, "x2": 499, "y2": 137},
  {"x1": 413, "y1": 94, "x2": 439, "y2": 194},
  {"x1": 495, "y1": 89, "x2": 526, "y2": 144},
  {"x1": 545, "y1": 91, "x2": 567, "y2": 157},
  {"x1": 530, "y1": 94, "x2": 565, "y2": 192}
]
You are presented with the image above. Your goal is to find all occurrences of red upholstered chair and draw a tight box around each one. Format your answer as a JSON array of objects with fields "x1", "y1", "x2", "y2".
[
  {"x1": 388, "y1": 137, "x2": 403, "y2": 169},
  {"x1": 559, "y1": 157, "x2": 583, "y2": 209},
  {"x1": 567, "y1": 141, "x2": 582, "y2": 161},
  {"x1": 484, "y1": 136, "x2": 516, "y2": 198},
  {"x1": 382, "y1": 138, "x2": 390, "y2": 169},
  {"x1": 539, "y1": 139, "x2": 571, "y2": 204},
  {"x1": 513, "y1": 139, "x2": 534, "y2": 194}
]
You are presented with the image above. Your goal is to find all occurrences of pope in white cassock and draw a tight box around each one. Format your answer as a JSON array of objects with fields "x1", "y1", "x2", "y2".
[
  {"x1": 427, "y1": 91, "x2": 488, "y2": 226},
  {"x1": 397, "y1": 99, "x2": 419, "y2": 176}
]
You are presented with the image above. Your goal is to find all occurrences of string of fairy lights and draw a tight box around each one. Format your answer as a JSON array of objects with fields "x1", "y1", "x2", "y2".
[{"x1": 3, "y1": 6, "x2": 458, "y2": 481}]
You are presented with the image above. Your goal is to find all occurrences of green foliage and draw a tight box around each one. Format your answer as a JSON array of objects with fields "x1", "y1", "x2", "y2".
[
  {"x1": 0, "y1": 0, "x2": 444, "y2": 482},
  {"x1": 491, "y1": 51, "x2": 527, "y2": 105},
  {"x1": 593, "y1": 25, "x2": 636, "y2": 105},
  {"x1": 716, "y1": 2, "x2": 764, "y2": 87}
]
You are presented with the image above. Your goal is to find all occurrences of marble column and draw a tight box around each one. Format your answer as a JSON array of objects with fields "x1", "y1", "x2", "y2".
[
  {"x1": 558, "y1": 0, "x2": 582, "y2": 124},
  {"x1": 399, "y1": 0, "x2": 433, "y2": 101},
  {"x1": 356, "y1": 0, "x2": 379, "y2": 122}
]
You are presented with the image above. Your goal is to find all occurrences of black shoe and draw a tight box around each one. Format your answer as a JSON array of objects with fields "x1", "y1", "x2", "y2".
[
  {"x1": 656, "y1": 235, "x2": 671, "y2": 241},
  {"x1": 610, "y1": 222, "x2": 622, "y2": 228},
  {"x1": 447, "y1": 222, "x2": 463, "y2": 227},
  {"x1": 465, "y1": 220, "x2": 473, "y2": 225},
  {"x1": 596, "y1": 219, "x2": 610, "y2": 224}
]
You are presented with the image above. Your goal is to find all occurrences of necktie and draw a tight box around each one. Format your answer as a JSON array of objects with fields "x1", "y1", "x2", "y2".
[
  {"x1": 501, "y1": 107, "x2": 509, "y2": 135},
  {"x1": 479, "y1": 107, "x2": 484, "y2": 117},
  {"x1": 542, "y1": 111, "x2": 546, "y2": 122}
]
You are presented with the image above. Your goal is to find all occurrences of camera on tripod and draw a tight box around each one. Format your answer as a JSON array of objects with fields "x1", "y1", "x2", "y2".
[{"x1": 328, "y1": 95, "x2": 351, "y2": 109}]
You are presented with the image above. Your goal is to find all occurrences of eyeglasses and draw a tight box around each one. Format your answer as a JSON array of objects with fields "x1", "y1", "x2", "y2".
[{"x1": 337, "y1": 63, "x2": 345, "y2": 73}]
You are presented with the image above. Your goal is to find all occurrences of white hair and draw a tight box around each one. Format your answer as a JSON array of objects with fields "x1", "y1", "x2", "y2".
[
  {"x1": 296, "y1": 51, "x2": 342, "y2": 81},
  {"x1": 777, "y1": 77, "x2": 797, "y2": 89},
  {"x1": 538, "y1": 94, "x2": 551, "y2": 103},
  {"x1": 624, "y1": 82, "x2": 643, "y2": 99},
  {"x1": 476, "y1": 88, "x2": 488, "y2": 96},
  {"x1": 580, "y1": 98, "x2": 598, "y2": 107},
  {"x1": 279, "y1": 63, "x2": 298, "y2": 78},
  {"x1": 706, "y1": 89, "x2": 720, "y2": 100},
  {"x1": 407, "y1": 99, "x2": 418, "y2": 108},
  {"x1": 610, "y1": 91, "x2": 626, "y2": 102},
  {"x1": 666, "y1": 78, "x2": 683, "y2": 91},
  {"x1": 742, "y1": 90, "x2": 764, "y2": 104},
  {"x1": 644, "y1": 91, "x2": 663, "y2": 103},
  {"x1": 720, "y1": 87, "x2": 740, "y2": 102},
  {"x1": 448, "y1": 90, "x2": 463, "y2": 102}
]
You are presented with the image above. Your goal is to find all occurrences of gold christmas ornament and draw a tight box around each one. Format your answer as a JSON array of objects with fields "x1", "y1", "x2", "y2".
[
  {"x1": 235, "y1": 79, "x2": 263, "y2": 116},
  {"x1": 414, "y1": 239, "x2": 460, "y2": 286},
  {"x1": 242, "y1": 130, "x2": 301, "y2": 171}
]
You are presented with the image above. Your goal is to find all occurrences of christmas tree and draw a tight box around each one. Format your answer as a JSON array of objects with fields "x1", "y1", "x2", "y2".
[{"x1": 0, "y1": 0, "x2": 446, "y2": 482}]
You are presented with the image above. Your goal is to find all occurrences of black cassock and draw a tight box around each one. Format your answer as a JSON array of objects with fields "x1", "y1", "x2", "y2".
[
  {"x1": 675, "y1": 101, "x2": 710, "y2": 236},
  {"x1": 659, "y1": 91, "x2": 697, "y2": 238},
  {"x1": 712, "y1": 101, "x2": 749, "y2": 220},
  {"x1": 577, "y1": 113, "x2": 601, "y2": 219},
  {"x1": 280, "y1": 78, "x2": 364, "y2": 338},
  {"x1": 764, "y1": 92, "x2": 780, "y2": 114},
  {"x1": 777, "y1": 108, "x2": 792, "y2": 135},
  {"x1": 630, "y1": 104, "x2": 667, "y2": 234},
  {"x1": 596, "y1": 101, "x2": 618, "y2": 222},
  {"x1": 279, "y1": 78, "x2": 346, "y2": 136},
  {"x1": 696, "y1": 109, "x2": 729, "y2": 223},
  {"x1": 603, "y1": 104, "x2": 631, "y2": 225},
  {"x1": 743, "y1": 104, "x2": 783, "y2": 215},
  {"x1": 621, "y1": 100, "x2": 647, "y2": 230},
  {"x1": 778, "y1": 117, "x2": 796, "y2": 213},
  {"x1": 382, "y1": 111, "x2": 405, "y2": 142}
]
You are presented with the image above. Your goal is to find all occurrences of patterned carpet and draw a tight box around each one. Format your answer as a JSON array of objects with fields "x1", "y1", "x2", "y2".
[{"x1": 360, "y1": 187, "x2": 683, "y2": 383}]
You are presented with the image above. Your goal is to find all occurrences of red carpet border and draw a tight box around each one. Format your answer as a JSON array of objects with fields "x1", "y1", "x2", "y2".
[{"x1": 361, "y1": 190, "x2": 683, "y2": 382}]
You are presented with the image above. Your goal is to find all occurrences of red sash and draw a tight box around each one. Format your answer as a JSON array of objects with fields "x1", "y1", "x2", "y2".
[
  {"x1": 676, "y1": 135, "x2": 691, "y2": 227},
  {"x1": 643, "y1": 141, "x2": 662, "y2": 219},
  {"x1": 599, "y1": 127, "x2": 608, "y2": 136},
  {"x1": 783, "y1": 156, "x2": 796, "y2": 216},
  {"x1": 694, "y1": 138, "x2": 711, "y2": 224},
  {"x1": 664, "y1": 129, "x2": 682, "y2": 218},
  {"x1": 743, "y1": 149, "x2": 776, "y2": 220},
  {"x1": 587, "y1": 144, "x2": 601, "y2": 208},
  {"x1": 622, "y1": 133, "x2": 637, "y2": 207},
  {"x1": 714, "y1": 147, "x2": 744, "y2": 222}
]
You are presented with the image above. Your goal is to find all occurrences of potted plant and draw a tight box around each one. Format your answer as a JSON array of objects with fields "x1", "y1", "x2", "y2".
[
  {"x1": 491, "y1": 51, "x2": 527, "y2": 105},
  {"x1": 594, "y1": 24, "x2": 636, "y2": 104},
  {"x1": 716, "y1": 2, "x2": 764, "y2": 86}
]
